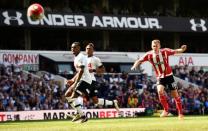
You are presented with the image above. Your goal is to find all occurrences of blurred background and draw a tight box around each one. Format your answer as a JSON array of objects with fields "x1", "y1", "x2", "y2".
[{"x1": 0, "y1": 0, "x2": 208, "y2": 52}]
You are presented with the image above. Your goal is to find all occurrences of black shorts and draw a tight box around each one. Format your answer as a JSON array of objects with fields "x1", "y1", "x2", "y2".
[
  {"x1": 75, "y1": 80, "x2": 92, "y2": 96},
  {"x1": 90, "y1": 80, "x2": 99, "y2": 97},
  {"x1": 157, "y1": 75, "x2": 177, "y2": 90},
  {"x1": 75, "y1": 80, "x2": 97, "y2": 97}
]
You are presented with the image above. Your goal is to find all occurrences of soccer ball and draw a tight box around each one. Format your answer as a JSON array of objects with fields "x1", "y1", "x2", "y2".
[{"x1": 27, "y1": 3, "x2": 44, "y2": 21}]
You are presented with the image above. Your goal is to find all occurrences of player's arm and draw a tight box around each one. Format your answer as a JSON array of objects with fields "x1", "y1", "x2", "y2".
[
  {"x1": 67, "y1": 73, "x2": 78, "y2": 85},
  {"x1": 71, "y1": 73, "x2": 78, "y2": 81},
  {"x1": 95, "y1": 57, "x2": 105, "y2": 74},
  {"x1": 96, "y1": 65, "x2": 105, "y2": 74},
  {"x1": 131, "y1": 59, "x2": 142, "y2": 71},
  {"x1": 131, "y1": 53, "x2": 148, "y2": 71},
  {"x1": 175, "y1": 45, "x2": 187, "y2": 54},
  {"x1": 73, "y1": 65, "x2": 84, "y2": 88}
]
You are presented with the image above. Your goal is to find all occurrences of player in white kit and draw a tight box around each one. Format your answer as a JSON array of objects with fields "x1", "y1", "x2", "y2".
[
  {"x1": 85, "y1": 43, "x2": 119, "y2": 111},
  {"x1": 65, "y1": 42, "x2": 92, "y2": 123}
]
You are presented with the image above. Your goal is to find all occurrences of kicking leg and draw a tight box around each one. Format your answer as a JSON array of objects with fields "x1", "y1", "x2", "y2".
[
  {"x1": 93, "y1": 97, "x2": 119, "y2": 112},
  {"x1": 171, "y1": 89, "x2": 184, "y2": 120}
]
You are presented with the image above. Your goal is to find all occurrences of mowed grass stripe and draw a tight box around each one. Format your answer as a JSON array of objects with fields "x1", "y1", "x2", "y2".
[{"x1": 0, "y1": 116, "x2": 208, "y2": 131}]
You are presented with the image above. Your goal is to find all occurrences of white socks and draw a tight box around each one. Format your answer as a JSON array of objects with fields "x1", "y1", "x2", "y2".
[
  {"x1": 97, "y1": 98, "x2": 113, "y2": 106},
  {"x1": 66, "y1": 97, "x2": 84, "y2": 116}
]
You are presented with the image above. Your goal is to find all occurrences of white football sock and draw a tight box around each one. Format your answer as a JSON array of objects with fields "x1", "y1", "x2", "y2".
[
  {"x1": 97, "y1": 98, "x2": 113, "y2": 106},
  {"x1": 66, "y1": 97, "x2": 84, "y2": 116}
]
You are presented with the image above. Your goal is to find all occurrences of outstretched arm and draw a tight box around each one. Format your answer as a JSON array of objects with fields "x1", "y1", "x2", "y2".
[
  {"x1": 131, "y1": 59, "x2": 142, "y2": 71},
  {"x1": 131, "y1": 53, "x2": 148, "y2": 71},
  {"x1": 175, "y1": 45, "x2": 187, "y2": 54}
]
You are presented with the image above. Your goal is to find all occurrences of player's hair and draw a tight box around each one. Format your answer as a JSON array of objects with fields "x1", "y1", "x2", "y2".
[
  {"x1": 87, "y1": 43, "x2": 94, "y2": 48},
  {"x1": 86, "y1": 43, "x2": 94, "y2": 49},
  {"x1": 72, "y1": 42, "x2": 80, "y2": 47},
  {"x1": 152, "y1": 39, "x2": 160, "y2": 44}
]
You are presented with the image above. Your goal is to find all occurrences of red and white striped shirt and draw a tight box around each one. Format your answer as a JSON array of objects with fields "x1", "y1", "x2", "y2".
[{"x1": 139, "y1": 48, "x2": 176, "y2": 79}]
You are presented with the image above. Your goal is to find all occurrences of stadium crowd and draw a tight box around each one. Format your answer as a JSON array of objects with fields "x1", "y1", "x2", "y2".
[{"x1": 1, "y1": 60, "x2": 208, "y2": 116}]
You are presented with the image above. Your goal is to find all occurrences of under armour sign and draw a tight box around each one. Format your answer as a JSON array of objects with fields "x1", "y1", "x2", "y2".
[
  {"x1": 190, "y1": 19, "x2": 207, "y2": 32},
  {"x1": 1, "y1": 10, "x2": 208, "y2": 32},
  {"x1": 2, "y1": 11, "x2": 24, "y2": 25}
]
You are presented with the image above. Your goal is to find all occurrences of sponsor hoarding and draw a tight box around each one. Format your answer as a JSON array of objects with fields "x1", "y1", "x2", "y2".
[
  {"x1": 0, "y1": 108, "x2": 145, "y2": 122},
  {"x1": 1, "y1": 10, "x2": 208, "y2": 32}
]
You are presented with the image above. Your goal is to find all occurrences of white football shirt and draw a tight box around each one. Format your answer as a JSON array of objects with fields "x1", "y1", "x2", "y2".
[
  {"x1": 74, "y1": 52, "x2": 92, "y2": 84},
  {"x1": 87, "y1": 56, "x2": 103, "y2": 81}
]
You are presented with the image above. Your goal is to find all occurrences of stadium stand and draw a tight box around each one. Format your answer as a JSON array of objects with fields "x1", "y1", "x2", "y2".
[{"x1": 1, "y1": 61, "x2": 208, "y2": 115}]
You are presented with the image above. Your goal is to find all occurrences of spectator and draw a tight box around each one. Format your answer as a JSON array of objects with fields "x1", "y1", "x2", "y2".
[
  {"x1": 0, "y1": 100, "x2": 6, "y2": 111},
  {"x1": 127, "y1": 93, "x2": 138, "y2": 108},
  {"x1": 12, "y1": 56, "x2": 23, "y2": 76}
]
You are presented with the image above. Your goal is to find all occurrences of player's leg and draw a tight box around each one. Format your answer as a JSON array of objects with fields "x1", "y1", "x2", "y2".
[
  {"x1": 157, "y1": 84, "x2": 169, "y2": 117},
  {"x1": 71, "y1": 95, "x2": 86, "y2": 122},
  {"x1": 171, "y1": 89, "x2": 184, "y2": 120},
  {"x1": 65, "y1": 86, "x2": 76, "y2": 110},
  {"x1": 92, "y1": 96, "x2": 119, "y2": 112},
  {"x1": 71, "y1": 81, "x2": 93, "y2": 122},
  {"x1": 65, "y1": 84, "x2": 86, "y2": 122},
  {"x1": 113, "y1": 99, "x2": 120, "y2": 112},
  {"x1": 65, "y1": 95, "x2": 85, "y2": 122},
  {"x1": 168, "y1": 76, "x2": 184, "y2": 120},
  {"x1": 91, "y1": 81, "x2": 119, "y2": 112}
]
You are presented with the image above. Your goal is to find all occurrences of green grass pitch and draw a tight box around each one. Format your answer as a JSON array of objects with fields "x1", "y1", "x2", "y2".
[{"x1": 1, "y1": 116, "x2": 208, "y2": 131}]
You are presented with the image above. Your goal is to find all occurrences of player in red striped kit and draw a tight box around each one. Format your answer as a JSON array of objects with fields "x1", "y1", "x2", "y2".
[{"x1": 131, "y1": 39, "x2": 187, "y2": 120}]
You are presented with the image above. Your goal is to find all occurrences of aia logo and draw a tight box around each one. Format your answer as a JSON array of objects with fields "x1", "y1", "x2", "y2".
[
  {"x1": 190, "y1": 19, "x2": 207, "y2": 32},
  {"x1": 2, "y1": 11, "x2": 24, "y2": 25}
]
